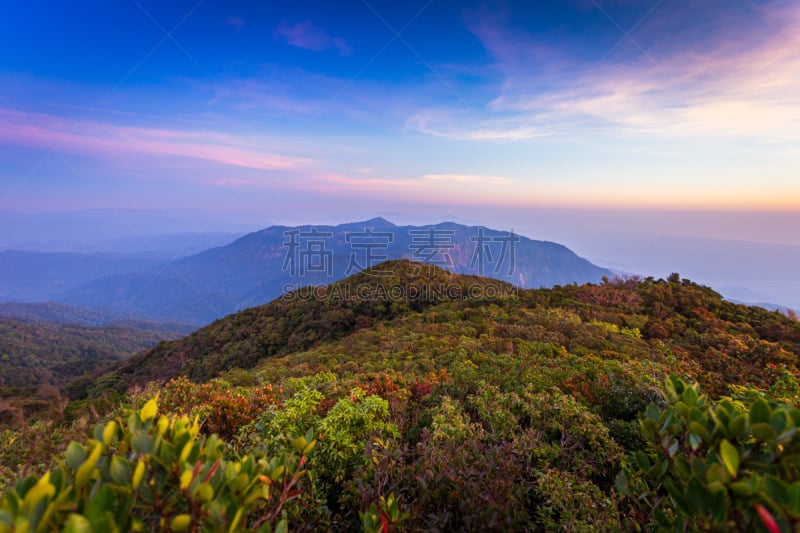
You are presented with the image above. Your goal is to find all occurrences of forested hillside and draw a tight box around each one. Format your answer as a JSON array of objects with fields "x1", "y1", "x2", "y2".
[
  {"x1": 0, "y1": 318, "x2": 191, "y2": 389},
  {"x1": 2, "y1": 261, "x2": 800, "y2": 531}
]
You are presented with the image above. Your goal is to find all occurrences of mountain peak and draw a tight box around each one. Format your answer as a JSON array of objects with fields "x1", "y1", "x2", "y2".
[
  {"x1": 60, "y1": 219, "x2": 611, "y2": 324},
  {"x1": 337, "y1": 258, "x2": 514, "y2": 292},
  {"x1": 356, "y1": 217, "x2": 396, "y2": 228}
]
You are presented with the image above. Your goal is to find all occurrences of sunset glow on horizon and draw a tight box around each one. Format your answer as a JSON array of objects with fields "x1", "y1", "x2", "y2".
[{"x1": 0, "y1": 0, "x2": 798, "y2": 217}]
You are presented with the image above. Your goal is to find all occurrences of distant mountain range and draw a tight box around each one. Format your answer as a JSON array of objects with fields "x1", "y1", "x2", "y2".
[
  {"x1": 57, "y1": 218, "x2": 611, "y2": 324},
  {"x1": 0, "y1": 218, "x2": 612, "y2": 324}
]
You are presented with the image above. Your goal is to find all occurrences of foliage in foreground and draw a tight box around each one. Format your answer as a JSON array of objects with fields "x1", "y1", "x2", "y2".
[
  {"x1": 619, "y1": 376, "x2": 800, "y2": 531},
  {"x1": 0, "y1": 398, "x2": 314, "y2": 532},
  {"x1": 6, "y1": 376, "x2": 800, "y2": 531}
]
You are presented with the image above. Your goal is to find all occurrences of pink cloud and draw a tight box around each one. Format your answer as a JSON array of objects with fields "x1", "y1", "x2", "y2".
[
  {"x1": 274, "y1": 21, "x2": 350, "y2": 55},
  {"x1": 419, "y1": 1, "x2": 800, "y2": 142},
  {"x1": 0, "y1": 109, "x2": 306, "y2": 171}
]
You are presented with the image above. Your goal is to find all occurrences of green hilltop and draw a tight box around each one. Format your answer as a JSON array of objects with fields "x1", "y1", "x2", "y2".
[
  {"x1": 3, "y1": 260, "x2": 800, "y2": 531},
  {"x1": 80, "y1": 259, "x2": 514, "y2": 396}
]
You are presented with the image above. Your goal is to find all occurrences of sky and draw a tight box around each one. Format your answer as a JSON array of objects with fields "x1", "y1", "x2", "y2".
[{"x1": 0, "y1": 0, "x2": 799, "y2": 305}]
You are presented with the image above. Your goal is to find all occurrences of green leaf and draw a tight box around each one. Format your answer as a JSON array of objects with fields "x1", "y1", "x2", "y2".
[
  {"x1": 683, "y1": 386, "x2": 698, "y2": 406},
  {"x1": 131, "y1": 432, "x2": 153, "y2": 455},
  {"x1": 302, "y1": 439, "x2": 316, "y2": 455},
  {"x1": 728, "y1": 415, "x2": 747, "y2": 439},
  {"x1": 687, "y1": 477, "x2": 711, "y2": 514},
  {"x1": 654, "y1": 508, "x2": 671, "y2": 529},
  {"x1": 764, "y1": 475, "x2": 788, "y2": 506},
  {"x1": 229, "y1": 508, "x2": 245, "y2": 533},
  {"x1": 711, "y1": 488, "x2": 727, "y2": 524},
  {"x1": 787, "y1": 482, "x2": 800, "y2": 516},
  {"x1": 770, "y1": 411, "x2": 788, "y2": 434},
  {"x1": 275, "y1": 519, "x2": 288, "y2": 533},
  {"x1": 634, "y1": 451, "x2": 651, "y2": 471},
  {"x1": 752, "y1": 423, "x2": 777, "y2": 442},
  {"x1": 705, "y1": 463, "x2": 730, "y2": 485},
  {"x1": 665, "y1": 477, "x2": 690, "y2": 513},
  {"x1": 730, "y1": 481, "x2": 753, "y2": 496},
  {"x1": 750, "y1": 399, "x2": 771, "y2": 425},
  {"x1": 689, "y1": 421, "x2": 711, "y2": 442},
  {"x1": 64, "y1": 514, "x2": 92, "y2": 533},
  {"x1": 65, "y1": 442, "x2": 87, "y2": 472},
  {"x1": 719, "y1": 439, "x2": 740, "y2": 478},
  {"x1": 291, "y1": 436, "x2": 307, "y2": 453},
  {"x1": 21, "y1": 471, "x2": 55, "y2": 510},
  {"x1": 109, "y1": 457, "x2": 131, "y2": 486},
  {"x1": 85, "y1": 485, "x2": 114, "y2": 523},
  {"x1": 615, "y1": 471, "x2": 629, "y2": 495}
]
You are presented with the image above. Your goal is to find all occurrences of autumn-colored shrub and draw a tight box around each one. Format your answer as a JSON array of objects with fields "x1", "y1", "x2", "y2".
[{"x1": 160, "y1": 377, "x2": 280, "y2": 438}]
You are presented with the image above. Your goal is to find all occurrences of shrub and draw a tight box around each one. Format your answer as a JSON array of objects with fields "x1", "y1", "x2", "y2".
[
  {"x1": 0, "y1": 398, "x2": 314, "y2": 532},
  {"x1": 160, "y1": 377, "x2": 280, "y2": 439},
  {"x1": 618, "y1": 376, "x2": 800, "y2": 531}
]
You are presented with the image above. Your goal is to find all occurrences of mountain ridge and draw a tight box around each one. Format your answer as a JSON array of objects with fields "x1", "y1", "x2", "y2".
[
  {"x1": 82, "y1": 259, "x2": 514, "y2": 395},
  {"x1": 58, "y1": 219, "x2": 611, "y2": 324}
]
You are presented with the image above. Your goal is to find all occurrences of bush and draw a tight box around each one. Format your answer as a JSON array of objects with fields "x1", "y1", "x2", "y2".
[
  {"x1": 0, "y1": 398, "x2": 315, "y2": 532},
  {"x1": 160, "y1": 377, "x2": 280, "y2": 439},
  {"x1": 618, "y1": 376, "x2": 800, "y2": 531}
]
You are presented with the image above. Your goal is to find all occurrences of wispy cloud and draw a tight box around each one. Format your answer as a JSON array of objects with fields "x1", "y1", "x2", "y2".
[
  {"x1": 274, "y1": 21, "x2": 350, "y2": 55},
  {"x1": 414, "y1": 1, "x2": 800, "y2": 143},
  {"x1": 407, "y1": 110, "x2": 549, "y2": 140},
  {"x1": 0, "y1": 109, "x2": 306, "y2": 170}
]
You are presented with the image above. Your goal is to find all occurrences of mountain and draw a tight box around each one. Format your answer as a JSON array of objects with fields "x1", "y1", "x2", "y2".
[
  {"x1": 84, "y1": 258, "x2": 800, "y2": 401},
  {"x1": 85, "y1": 259, "x2": 513, "y2": 394},
  {"x1": 0, "y1": 317, "x2": 192, "y2": 390},
  {"x1": 0, "y1": 250, "x2": 162, "y2": 302},
  {"x1": 59, "y1": 218, "x2": 612, "y2": 324},
  {"x1": 7, "y1": 261, "x2": 800, "y2": 531}
]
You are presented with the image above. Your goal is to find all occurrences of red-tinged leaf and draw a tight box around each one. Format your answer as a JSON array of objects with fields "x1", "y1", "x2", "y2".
[
  {"x1": 204, "y1": 459, "x2": 220, "y2": 482},
  {"x1": 754, "y1": 503, "x2": 780, "y2": 533},
  {"x1": 380, "y1": 510, "x2": 389, "y2": 533}
]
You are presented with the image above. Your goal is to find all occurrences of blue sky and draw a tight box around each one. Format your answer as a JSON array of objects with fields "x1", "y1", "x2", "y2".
[{"x1": 0, "y1": 0, "x2": 799, "y2": 219}]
